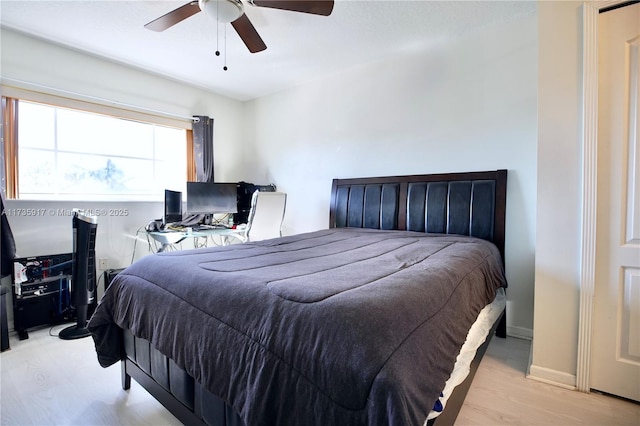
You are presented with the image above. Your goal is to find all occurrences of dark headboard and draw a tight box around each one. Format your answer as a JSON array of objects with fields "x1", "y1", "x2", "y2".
[{"x1": 329, "y1": 170, "x2": 507, "y2": 261}]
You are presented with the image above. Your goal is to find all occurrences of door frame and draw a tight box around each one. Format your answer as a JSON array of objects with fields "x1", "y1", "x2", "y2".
[{"x1": 577, "y1": 0, "x2": 634, "y2": 394}]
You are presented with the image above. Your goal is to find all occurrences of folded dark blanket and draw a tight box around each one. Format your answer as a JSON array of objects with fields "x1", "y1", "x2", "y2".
[{"x1": 89, "y1": 228, "x2": 506, "y2": 426}]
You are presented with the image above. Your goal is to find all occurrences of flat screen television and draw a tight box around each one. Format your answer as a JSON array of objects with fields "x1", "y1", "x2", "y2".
[
  {"x1": 164, "y1": 189, "x2": 183, "y2": 225},
  {"x1": 186, "y1": 182, "x2": 238, "y2": 215}
]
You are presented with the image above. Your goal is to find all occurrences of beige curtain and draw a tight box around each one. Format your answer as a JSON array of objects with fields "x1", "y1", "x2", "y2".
[
  {"x1": 186, "y1": 129, "x2": 196, "y2": 182},
  {"x1": 1, "y1": 97, "x2": 18, "y2": 199}
]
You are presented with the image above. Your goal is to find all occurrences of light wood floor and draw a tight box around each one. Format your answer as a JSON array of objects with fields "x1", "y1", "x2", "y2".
[
  {"x1": 456, "y1": 336, "x2": 639, "y2": 426},
  {"x1": 1, "y1": 325, "x2": 638, "y2": 425}
]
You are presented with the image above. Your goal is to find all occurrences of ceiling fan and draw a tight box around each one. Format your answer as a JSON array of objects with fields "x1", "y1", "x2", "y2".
[{"x1": 145, "y1": 0, "x2": 335, "y2": 53}]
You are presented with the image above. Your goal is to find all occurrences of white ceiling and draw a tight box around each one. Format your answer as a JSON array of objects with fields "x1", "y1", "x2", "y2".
[{"x1": 0, "y1": 0, "x2": 536, "y2": 101}]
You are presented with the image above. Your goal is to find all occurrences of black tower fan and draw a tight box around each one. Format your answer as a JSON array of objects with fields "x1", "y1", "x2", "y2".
[{"x1": 59, "y1": 210, "x2": 97, "y2": 340}]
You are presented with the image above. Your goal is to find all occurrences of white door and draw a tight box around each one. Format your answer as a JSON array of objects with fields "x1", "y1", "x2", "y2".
[{"x1": 592, "y1": 2, "x2": 640, "y2": 402}]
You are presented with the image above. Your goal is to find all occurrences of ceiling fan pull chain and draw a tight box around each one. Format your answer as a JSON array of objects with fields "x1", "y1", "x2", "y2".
[
  {"x1": 215, "y1": 13, "x2": 221, "y2": 57},
  {"x1": 223, "y1": 24, "x2": 228, "y2": 71},
  {"x1": 215, "y1": 1, "x2": 221, "y2": 56}
]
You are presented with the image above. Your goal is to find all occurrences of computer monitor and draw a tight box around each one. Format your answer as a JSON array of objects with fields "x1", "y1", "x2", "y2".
[
  {"x1": 59, "y1": 210, "x2": 97, "y2": 340},
  {"x1": 164, "y1": 189, "x2": 183, "y2": 225},
  {"x1": 186, "y1": 182, "x2": 238, "y2": 215}
]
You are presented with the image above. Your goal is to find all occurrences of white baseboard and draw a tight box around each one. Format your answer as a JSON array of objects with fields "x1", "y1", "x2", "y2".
[
  {"x1": 527, "y1": 364, "x2": 577, "y2": 390},
  {"x1": 507, "y1": 325, "x2": 533, "y2": 340}
]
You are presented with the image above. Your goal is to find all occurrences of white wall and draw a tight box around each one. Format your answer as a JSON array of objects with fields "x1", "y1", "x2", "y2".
[
  {"x1": 530, "y1": 0, "x2": 584, "y2": 388},
  {"x1": 244, "y1": 16, "x2": 538, "y2": 336}
]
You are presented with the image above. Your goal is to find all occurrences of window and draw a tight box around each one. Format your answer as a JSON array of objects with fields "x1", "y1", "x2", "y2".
[{"x1": 8, "y1": 99, "x2": 188, "y2": 200}]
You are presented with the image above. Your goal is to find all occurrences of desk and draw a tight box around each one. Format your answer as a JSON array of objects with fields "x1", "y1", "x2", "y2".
[{"x1": 148, "y1": 228, "x2": 246, "y2": 252}]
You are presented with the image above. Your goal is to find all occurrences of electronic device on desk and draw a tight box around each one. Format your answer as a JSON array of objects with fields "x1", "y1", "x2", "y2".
[
  {"x1": 145, "y1": 189, "x2": 183, "y2": 233},
  {"x1": 164, "y1": 189, "x2": 183, "y2": 227},
  {"x1": 59, "y1": 210, "x2": 97, "y2": 340},
  {"x1": 186, "y1": 182, "x2": 238, "y2": 225},
  {"x1": 235, "y1": 182, "x2": 276, "y2": 225}
]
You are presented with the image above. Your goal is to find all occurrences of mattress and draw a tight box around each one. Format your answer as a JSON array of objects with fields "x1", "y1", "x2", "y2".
[
  {"x1": 426, "y1": 287, "x2": 506, "y2": 422},
  {"x1": 89, "y1": 228, "x2": 507, "y2": 426}
]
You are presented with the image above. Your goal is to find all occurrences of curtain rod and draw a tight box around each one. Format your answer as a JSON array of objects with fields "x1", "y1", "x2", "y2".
[{"x1": 2, "y1": 78, "x2": 199, "y2": 123}]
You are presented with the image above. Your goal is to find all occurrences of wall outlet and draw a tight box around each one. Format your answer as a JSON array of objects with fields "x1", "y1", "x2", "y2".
[{"x1": 99, "y1": 258, "x2": 108, "y2": 270}]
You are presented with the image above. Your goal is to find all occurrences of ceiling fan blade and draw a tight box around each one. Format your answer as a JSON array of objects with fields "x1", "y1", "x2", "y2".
[
  {"x1": 145, "y1": 1, "x2": 202, "y2": 32},
  {"x1": 252, "y1": 0, "x2": 334, "y2": 16},
  {"x1": 231, "y1": 13, "x2": 267, "y2": 53}
]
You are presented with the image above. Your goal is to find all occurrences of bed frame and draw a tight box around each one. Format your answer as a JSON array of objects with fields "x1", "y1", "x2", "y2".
[{"x1": 119, "y1": 169, "x2": 508, "y2": 426}]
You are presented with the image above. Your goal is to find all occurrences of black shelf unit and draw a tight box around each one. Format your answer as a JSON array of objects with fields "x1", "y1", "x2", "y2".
[{"x1": 11, "y1": 253, "x2": 79, "y2": 340}]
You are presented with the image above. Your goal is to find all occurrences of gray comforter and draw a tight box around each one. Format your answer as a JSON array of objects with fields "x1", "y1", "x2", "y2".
[{"x1": 89, "y1": 228, "x2": 506, "y2": 426}]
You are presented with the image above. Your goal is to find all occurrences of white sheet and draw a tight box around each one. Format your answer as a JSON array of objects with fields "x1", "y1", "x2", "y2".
[{"x1": 425, "y1": 287, "x2": 506, "y2": 423}]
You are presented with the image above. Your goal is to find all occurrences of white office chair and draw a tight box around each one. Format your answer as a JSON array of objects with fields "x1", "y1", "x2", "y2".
[{"x1": 243, "y1": 191, "x2": 287, "y2": 242}]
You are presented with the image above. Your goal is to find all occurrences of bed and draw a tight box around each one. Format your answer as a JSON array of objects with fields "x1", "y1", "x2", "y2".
[{"x1": 89, "y1": 169, "x2": 508, "y2": 426}]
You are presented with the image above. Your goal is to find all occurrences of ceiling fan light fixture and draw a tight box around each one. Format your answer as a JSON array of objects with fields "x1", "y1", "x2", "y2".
[{"x1": 199, "y1": 0, "x2": 244, "y2": 23}]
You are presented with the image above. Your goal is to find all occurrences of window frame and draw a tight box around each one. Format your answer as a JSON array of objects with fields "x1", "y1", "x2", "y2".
[{"x1": 2, "y1": 86, "x2": 196, "y2": 200}]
